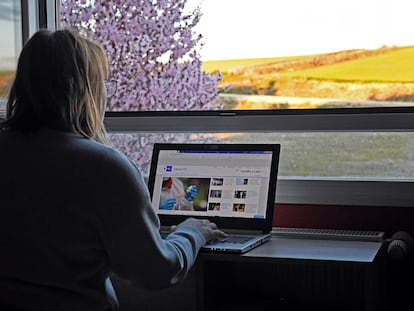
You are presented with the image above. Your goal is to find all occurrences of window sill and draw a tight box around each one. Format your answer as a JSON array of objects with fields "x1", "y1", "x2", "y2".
[{"x1": 277, "y1": 177, "x2": 414, "y2": 207}]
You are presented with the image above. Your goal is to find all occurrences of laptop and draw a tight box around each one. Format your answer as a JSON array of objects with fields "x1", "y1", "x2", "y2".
[{"x1": 147, "y1": 143, "x2": 280, "y2": 253}]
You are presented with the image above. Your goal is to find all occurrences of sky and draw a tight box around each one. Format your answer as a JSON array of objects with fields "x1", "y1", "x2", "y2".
[
  {"x1": 1, "y1": 0, "x2": 414, "y2": 70},
  {"x1": 188, "y1": 0, "x2": 414, "y2": 61}
]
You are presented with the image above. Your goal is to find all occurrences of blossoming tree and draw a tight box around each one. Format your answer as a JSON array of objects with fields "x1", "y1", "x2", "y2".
[{"x1": 60, "y1": 0, "x2": 225, "y2": 168}]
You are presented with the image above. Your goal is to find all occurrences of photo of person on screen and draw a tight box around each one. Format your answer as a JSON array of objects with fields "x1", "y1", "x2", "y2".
[{"x1": 159, "y1": 177, "x2": 197, "y2": 210}]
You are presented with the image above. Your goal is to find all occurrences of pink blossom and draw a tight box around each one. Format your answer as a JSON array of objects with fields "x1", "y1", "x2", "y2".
[{"x1": 60, "y1": 0, "x2": 229, "y2": 166}]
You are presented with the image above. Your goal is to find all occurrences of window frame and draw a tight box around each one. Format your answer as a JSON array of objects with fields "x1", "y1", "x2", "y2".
[
  {"x1": 21, "y1": 0, "x2": 57, "y2": 44},
  {"x1": 104, "y1": 107, "x2": 414, "y2": 132}
]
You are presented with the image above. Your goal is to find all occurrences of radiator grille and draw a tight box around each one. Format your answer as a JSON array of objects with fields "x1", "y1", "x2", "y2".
[
  {"x1": 272, "y1": 227, "x2": 384, "y2": 241},
  {"x1": 218, "y1": 261, "x2": 371, "y2": 310}
]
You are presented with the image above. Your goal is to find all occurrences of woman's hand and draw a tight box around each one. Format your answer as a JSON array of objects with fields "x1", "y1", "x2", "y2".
[{"x1": 173, "y1": 218, "x2": 227, "y2": 243}]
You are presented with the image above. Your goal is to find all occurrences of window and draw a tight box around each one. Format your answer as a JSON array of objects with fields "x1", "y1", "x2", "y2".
[
  {"x1": 0, "y1": 0, "x2": 55, "y2": 116},
  {"x1": 196, "y1": 0, "x2": 414, "y2": 111},
  {"x1": 0, "y1": 0, "x2": 22, "y2": 117},
  {"x1": 6, "y1": 0, "x2": 414, "y2": 208}
]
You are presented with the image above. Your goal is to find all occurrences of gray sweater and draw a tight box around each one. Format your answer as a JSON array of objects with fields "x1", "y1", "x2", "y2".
[{"x1": 0, "y1": 128, "x2": 205, "y2": 311}]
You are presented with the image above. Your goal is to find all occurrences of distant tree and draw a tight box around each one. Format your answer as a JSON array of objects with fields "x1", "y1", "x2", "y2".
[{"x1": 60, "y1": 0, "x2": 225, "y2": 168}]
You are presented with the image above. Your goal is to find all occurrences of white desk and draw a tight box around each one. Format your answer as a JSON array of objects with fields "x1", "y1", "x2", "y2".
[{"x1": 244, "y1": 237, "x2": 381, "y2": 261}]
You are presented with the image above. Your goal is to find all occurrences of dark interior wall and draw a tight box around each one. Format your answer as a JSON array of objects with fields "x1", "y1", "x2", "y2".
[{"x1": 273, "y1": 203, "x2": 414, "y2": 237}]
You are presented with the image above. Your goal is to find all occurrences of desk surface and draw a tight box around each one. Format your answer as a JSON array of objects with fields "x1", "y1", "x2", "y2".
[{"x1": 240, "y1": 237, "x2": 382, "y2": 263}]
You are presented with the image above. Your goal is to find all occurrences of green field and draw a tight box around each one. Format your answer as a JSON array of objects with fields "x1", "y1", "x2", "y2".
[
  {"x1": 203, "y1": 46, "x2": 414, "y2": 83},
  {"x1": 202, "y1": 46, "x2": 414, "y2": 103},
  {"x1": 219, "y1": 132, "x2": 414, "y2": 178},
  {"x1": 281, "y1": 46, "x2": 414, "y2": 83}
]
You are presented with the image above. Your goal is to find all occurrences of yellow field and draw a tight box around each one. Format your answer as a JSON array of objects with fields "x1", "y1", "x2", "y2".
[{"x1": 0, "y1": 71, "x2": 14, "y2": 98}]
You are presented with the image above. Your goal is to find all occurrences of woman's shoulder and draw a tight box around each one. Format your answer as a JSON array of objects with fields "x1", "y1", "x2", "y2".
[
  {"x1": 38, "y1": 128, "x2": 138, "y2": 173},
  {"x1": 73, "y1": 136, "x2": 145, "y2": 185},
  {"x1": 76, "y1": 136, "x2": 135, "y2": 167}
]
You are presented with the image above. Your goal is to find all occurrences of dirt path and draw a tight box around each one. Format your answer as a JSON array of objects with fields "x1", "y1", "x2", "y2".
[{"x1": 218, "y1": 79, "x2": 414, "y2": 109}]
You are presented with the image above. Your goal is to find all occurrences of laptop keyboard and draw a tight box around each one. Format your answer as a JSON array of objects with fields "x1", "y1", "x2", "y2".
[
  {"x1": 161, "y1": 230, "x2": 252, "y2": 244},
  {"x1": 162, "y1": 231, "x2": 252, "y2": 244},
  {"x1": 218, "y1": 235, "x2": 252, "y2": 244}
]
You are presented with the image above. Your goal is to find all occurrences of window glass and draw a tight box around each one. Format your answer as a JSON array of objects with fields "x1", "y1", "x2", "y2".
[
  {"x1": 60, "y1": 0, "x2": 414, "y2": 112},
  {"x1": 0, "y1": 1, "x2": 21, "y2": 116},
  {"x1": 108, "y1": 131, "x2": 414, "y2": 179},
  {"x1": 195, "y1": 0, "x2": 414, "y2": 111}
]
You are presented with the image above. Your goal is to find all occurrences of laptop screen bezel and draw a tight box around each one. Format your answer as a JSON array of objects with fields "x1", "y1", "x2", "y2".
[{"x1": 147, "y1": 143, "x2": 280, "y2": 232}]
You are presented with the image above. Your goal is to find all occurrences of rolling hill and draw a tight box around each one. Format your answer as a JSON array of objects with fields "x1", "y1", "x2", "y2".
[{"x1": 202, "y1": 46, "x2": 414, "y2": 102}]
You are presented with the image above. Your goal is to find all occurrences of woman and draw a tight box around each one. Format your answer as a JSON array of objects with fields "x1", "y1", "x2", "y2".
[{"x1": 0, "y1": 28, "x2": 225, "y2": 311}]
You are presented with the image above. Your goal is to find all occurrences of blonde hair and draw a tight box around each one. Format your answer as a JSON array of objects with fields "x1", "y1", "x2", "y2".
[
  {"x1": 2, "y1": 28, "x2": 110, "y2": 145},
  {"x1": 70, "y1": 31, "x2": 110, "y2": 144}
]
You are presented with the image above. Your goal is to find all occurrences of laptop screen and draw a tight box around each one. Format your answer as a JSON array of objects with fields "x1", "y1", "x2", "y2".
[{"x1": 147, "y1": 143, "x2": 280, "y2": 231}]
